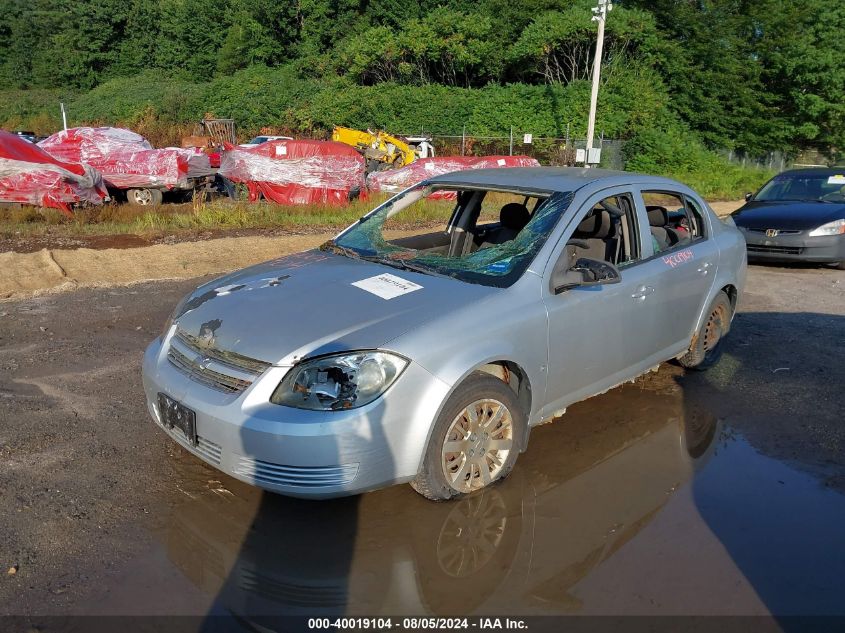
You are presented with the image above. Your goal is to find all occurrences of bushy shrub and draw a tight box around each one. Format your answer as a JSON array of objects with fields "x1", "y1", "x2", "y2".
[
  {"x1": 624, "y1": 124, "x2": 773, "y2": 198},
  {"x1": 1, "y1": 64, "x2": 771, "y2": 197},
  {"x1": 0, "y1": 88, "x2": 69, "y2": 134}
]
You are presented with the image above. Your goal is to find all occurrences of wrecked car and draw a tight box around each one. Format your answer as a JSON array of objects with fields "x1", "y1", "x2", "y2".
[{"x1": 142, "y1": 167, "x2": 746, "y2": 500}]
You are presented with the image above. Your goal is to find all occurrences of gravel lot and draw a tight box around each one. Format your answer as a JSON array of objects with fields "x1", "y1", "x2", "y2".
[{"x1": 0, "y1": 261, "x2": 843, "y2": 621}]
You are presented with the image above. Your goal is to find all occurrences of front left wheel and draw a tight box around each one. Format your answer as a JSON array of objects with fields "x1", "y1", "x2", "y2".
[{"x1": 411, "y1": 372, "x2": 524, "y2": 501}]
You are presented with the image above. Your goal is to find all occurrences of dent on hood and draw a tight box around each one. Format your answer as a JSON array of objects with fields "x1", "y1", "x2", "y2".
[{"x1": 175, "y1": 275, "x2": 292, "y2": 319}]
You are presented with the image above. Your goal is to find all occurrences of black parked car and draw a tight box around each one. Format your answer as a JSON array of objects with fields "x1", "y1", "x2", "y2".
[
  {"x1": 11, "y1": 130, "x2": 38, "y2": 144},
  {"x1": 732, "y1": 168, "x2": 845, "y2": 269}
]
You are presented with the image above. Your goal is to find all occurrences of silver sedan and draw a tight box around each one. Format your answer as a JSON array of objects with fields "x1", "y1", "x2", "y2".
[{"x1": 142, "y1": 167, "x2": 747, "y2": 500}]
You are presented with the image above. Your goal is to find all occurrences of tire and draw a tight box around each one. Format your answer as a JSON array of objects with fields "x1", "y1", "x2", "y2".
[
  {"x1": 678, "y1": 291, "x2": 733, "y2": 371},
  {"x1": 411, "y1": 372, "x2": 524, "y2": 501},
  {"x1": 126, "y1": 187, "x2": 163, "y2": 206},
  {"x1": 834, "y1": 261, "x2": 845, "y2": 270}
]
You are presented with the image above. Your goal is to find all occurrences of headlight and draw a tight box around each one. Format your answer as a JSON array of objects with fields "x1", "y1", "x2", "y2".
[
  {"x1": 808, "y1": 219, "x2": 845, "y2": 237},
  {"x1": 271, "y1": 351, "x2": 408, "y2": 410}
]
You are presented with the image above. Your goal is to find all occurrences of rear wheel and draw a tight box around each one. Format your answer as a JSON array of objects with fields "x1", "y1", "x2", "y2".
[
  {"x1": 126, "y1": 188, "x2": 163, "y2": 206},
  {"x1": 834, "y1": 261, "x2": 845, "y2": 270},
  {"x1": 411, "y1": 372, "x2": 524, "y2": 501},
  {"x1": 678, "y1": 291, "x2": 733, "y2": 371}
]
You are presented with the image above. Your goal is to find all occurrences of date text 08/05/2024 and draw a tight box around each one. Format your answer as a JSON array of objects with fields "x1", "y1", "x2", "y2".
[{"x1": 307, "y1": 617, "x2": 528, "y2": 630}]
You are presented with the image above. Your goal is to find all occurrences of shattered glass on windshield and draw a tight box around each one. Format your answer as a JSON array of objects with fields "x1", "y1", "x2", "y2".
[{"x1": 322, "y1": 184, "x2": 573, "y2": 287}]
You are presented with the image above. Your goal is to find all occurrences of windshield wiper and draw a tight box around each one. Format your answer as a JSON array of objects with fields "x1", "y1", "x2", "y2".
[
  {"x1": 322, "y1": 242, "x2": 446, "y2": 278},
  {"x1": 363, "y1": 254, "x2": 445, "y2": 278},
  {"x1": 770, "y1": 198, "x2": 836, "y2": 204}
]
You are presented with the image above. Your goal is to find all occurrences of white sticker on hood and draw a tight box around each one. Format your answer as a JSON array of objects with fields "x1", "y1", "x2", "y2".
[
  {"x1": 497, "y1": 158, "x2": 507, "y2": 166},
  {"x1": 828, "y1": 175, "x2": 845, "y2": 184},
  {"x1": 352, "y1": 273, "x2": 423, "y2": 300},
  {"x1": 275, "y1": 145, "x2": 287, "y2": 156}
]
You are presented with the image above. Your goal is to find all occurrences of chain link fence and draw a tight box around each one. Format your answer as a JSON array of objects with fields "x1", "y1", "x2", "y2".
[
  {"x1": 396, "y1": 128, "x2": 830, "y2": 173},
  {"x1": 717, "y1": 149, "x2": 794, "y2": 171},
  {"x1": 400, "y1": 130, "x2": 625, "y2": 169}
]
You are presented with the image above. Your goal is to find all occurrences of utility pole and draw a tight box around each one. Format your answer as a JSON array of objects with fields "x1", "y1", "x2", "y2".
[{"x1": 585, "y1": 0, "x2": 612, "y2": 167}]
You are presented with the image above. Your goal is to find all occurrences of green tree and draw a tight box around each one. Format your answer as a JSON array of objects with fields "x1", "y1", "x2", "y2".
[
  {"x1": 155, "y1": 0, "x2": 229, "y2": 77},
  {"x1": 750, "y1": 0, "x2": 845, "y2": 152},
  {"x1": 509, "y1": 4, "x2": 660, "y2": 85},
  {"x1": 217, "y1": 12, "x2": 271, "y2": 74},
  {"x1": 41, "y1": 0, "x2": 129, "y2": 89},
  {"x1": 337, "y1": 8, "x2": 500, "y2": 87},
  {"x1": 621, "y1": 0, "x2": 772, "y2": 153}
]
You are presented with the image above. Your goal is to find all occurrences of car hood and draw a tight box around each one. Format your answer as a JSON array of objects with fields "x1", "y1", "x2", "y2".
[
  {"x1": 732, "y1": 200, "x2": 845, "y2": 231},
  {"x1": 172, "y1": 250, "x2": 495, "y2": 365}
]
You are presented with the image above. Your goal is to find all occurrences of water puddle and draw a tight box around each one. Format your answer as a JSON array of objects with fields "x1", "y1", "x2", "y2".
[{"x1": 78, "y1": 374, "x2": 845, "y2": 619}]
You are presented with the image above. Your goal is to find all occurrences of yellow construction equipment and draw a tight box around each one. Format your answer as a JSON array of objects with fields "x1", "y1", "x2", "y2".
[{"x1": 332, "y1": 126, "x2": 430, "y2": 172}]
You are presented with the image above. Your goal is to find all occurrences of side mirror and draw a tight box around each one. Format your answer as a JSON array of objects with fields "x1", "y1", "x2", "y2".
[
  {"x1": 552, "y1": 256, "x2": 621, "y2": 295},
  {"x1": 744, "y1": 192, "x2": 753, "y2": 201}
]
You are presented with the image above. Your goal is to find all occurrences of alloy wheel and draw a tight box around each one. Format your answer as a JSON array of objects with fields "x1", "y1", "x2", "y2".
[
  {"x1": 132, "y1": 189, "x2": 153, "y2": 205},
  {"x1": 441, "y1": 398, "x2": 514, "y2": 493}
]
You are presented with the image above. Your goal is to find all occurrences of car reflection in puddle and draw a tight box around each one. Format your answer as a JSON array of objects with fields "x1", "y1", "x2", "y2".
[{"x1": 162, "y1": 374, "x2": 845, "y2": 620}]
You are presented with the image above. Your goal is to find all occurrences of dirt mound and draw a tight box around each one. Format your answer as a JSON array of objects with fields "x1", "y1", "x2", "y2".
[{"x1": 0, "y1": 234, "x2": 329, "y2": 299}]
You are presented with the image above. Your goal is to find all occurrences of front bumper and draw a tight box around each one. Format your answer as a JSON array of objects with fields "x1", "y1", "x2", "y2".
[
  {"x1": 740, "y1": 230, "x2": 845, "y2": 264},
  {"x1": 142, "y1": 334, "x2": 450, "y2": 498}
]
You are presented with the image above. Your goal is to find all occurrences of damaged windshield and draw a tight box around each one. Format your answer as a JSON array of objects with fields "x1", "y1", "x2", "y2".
[{"x1": 322, "y1": 183, "x2": 573, "y2": 287}]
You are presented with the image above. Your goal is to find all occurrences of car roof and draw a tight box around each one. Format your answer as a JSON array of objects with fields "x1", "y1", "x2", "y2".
[
  {"x1": 776, "y1": 167, "x2": 842, "y2": 176},
  {"x1": 426, "y1": 166, "x2": 686, "y2": 193}
]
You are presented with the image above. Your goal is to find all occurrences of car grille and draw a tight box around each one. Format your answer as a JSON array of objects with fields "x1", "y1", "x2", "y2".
[
  {"x1": 167, "y1": 328, "x2": 271, "y2": 394},
  {"x1": 195, "y1": 436, "x2": 223, "y2": 465},
  {"x1": 174, "y1": 329, "x2": 272, "y2": 374},
  {"x1": 746, "y1": 228, "x2": 802, "y2": 235},
  {"x1": 234, "y1": 457, "x2": 359, "y2": 488},
  {"x1": 747, "y1": 244, "x2": 803, "y2": 255}
]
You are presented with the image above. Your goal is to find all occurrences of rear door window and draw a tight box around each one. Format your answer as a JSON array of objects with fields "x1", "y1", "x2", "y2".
[{"x1": 640, "y1": 191, "x2": 705, "y2": 255}]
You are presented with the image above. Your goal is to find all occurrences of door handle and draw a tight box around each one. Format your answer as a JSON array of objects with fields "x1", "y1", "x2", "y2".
[
  {"x1": 631, "y1": 285, "x2": 655, "y2": 300},
  {"x1": 697, "y1": 262, "x2": 712, "y2": 275}
]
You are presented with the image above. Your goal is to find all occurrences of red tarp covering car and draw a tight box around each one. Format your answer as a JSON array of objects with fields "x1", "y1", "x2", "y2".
[
  {"x1": 0, "y1": 129, "x2": 107, "y2": 216},
  {"x1": 38, "y1": 127, "x2": 214, "y2": 190},
  {"x1": 219, "y1": 139, "x2": 366, "y2": 206},
  {"x1": 367, "y1": 155, "x2": 541, "y2": 198}
]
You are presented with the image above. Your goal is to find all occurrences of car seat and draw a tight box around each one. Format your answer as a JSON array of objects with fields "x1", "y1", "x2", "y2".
[
  {"x1": 478, "y1": 203, "x2": 531, "y2": 248},
  {"x1": 571, "y1": 209, "x2": 618, "y2": 262},
  {"x1": 646, "y1": 206, "x2": 681, "y2": 251}
]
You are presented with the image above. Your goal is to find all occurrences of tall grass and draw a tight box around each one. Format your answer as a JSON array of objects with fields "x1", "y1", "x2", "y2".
[
  {"x1": 665, "y1": 164, "x2": 774, "y2": 200},
  {"x1": 0, "y1": 196, "x2": 458, "y2": 240}
]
